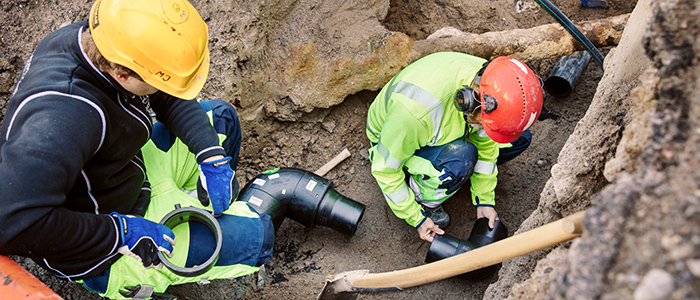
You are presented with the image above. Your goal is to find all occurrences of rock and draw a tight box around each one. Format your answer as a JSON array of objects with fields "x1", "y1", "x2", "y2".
[{"x1": 633, "y1": 269, "x2": 674, "y2": 300}]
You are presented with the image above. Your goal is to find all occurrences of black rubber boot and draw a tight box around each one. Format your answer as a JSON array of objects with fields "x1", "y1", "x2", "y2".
[{"x1": 423, "y1": 205, "x2": 450, "y2": 228}]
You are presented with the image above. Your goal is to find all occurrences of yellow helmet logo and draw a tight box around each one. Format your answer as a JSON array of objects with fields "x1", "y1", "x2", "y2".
[
  {"x1": 163, "y1": 0, "x2": 189, "y2": 24},
  {"x1": 89, "y1": 0, "x2": 209, "y2": 100}
]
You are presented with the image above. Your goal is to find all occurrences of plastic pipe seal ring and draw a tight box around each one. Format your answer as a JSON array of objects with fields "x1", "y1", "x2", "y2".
[{"x1": 157, "y1": 205, "x2": 223, "y2": 277}]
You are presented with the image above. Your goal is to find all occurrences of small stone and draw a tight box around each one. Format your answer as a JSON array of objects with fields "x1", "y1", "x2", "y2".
[
  {"x1": 633, "y1": 269, "x2": 674, "y2": 300},
  {"x1": 257, "y1": 265, "x2": 267, "y2": 287},
  {"x1": 358, "y1": 148, "x2": 370, "y2": 160},
  {"x1": 687, "y1": 259, "x2": 700, "y2": 277},
  {"x1": 615, "y1": 272, "x2": 640, "y2": 285}
]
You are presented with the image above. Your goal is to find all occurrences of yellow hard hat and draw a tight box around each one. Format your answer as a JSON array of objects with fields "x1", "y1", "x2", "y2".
[{"x1": 89, "y1": 0, "x2": 210, "y2": 100}]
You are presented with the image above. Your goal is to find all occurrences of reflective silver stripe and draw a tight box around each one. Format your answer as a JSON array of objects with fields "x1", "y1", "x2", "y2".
[
  {"x1": 418, "y1": 176, "x2": 448, "y2": 200},
  {"x1": 407, "y1": 176, "x2": 424, "y2": 202},
  {"x1": 474, "y1": 160, "x2": 497, "y2": 175},
  {"x1": 6, "y1": 91, "x2": 107, "y2": 154},
  {"x1": 477, "y1": 129, "x2": 489, "y2": 138},
  {"x1": 434, "y1": 189, "x2": 447, "y2": 200},
  {"x1": 117, "y1": 94, "x2": 151, "y2": 139},
  {"x1": 79, "y1": 25, "x2": 113, "y2": 86},
  {"x1": 384, "y1": 184, "x2": 410, "y2": 204},
  {"x1": 377, "y1": 141, "x2": 403, "y2": 170},
  {"x1": 524, "y1": 112, "x2": 537, "y2": 130},
  {"x1": 195, "y1": 146, "x2": 226, "y2": 161},
  {"x1": 391, "y1": 81, "x2": 444, "y2": 146},
  {"x1": 44, "y1": 253, "x2": 120, "y2": 280},
  {"x1": 80, "y1": 170, "x2": 99, "y2": 215},
  {"x1": 366, "y1": 119, "x2": 380, "y2": 139},
  {"x1": 132, "y1": 156, "x2": 146, "y2": 178}
]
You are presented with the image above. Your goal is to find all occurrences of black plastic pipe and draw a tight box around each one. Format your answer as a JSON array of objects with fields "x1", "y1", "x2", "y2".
[
  {"x1": 580, "y1": 0, "x2": 608, "y2": 9},
  {"x1": 239, "y1": 167, "x2": 365, "y2": 236},
  {"x1": 544, "y1": 51, "x2": 592, "y2": 98},
  {"x1": 426, "y1": 218, "x2": 508, "y2": 280},
  {"x1": 534, "y1": 0, "x2": 605, "y2": 69}
]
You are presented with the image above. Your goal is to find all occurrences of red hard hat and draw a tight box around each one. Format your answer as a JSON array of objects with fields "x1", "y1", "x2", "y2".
[{"x1": 479, "y1": 56, "x2": 543, "y2": 143}]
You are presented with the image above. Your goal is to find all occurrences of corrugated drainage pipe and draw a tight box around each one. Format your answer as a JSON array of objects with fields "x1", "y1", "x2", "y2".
[
  {"x1": 239, "y1": 167, "x2": 365, "y2": 236},
  {"x1": 425, "y1": 218, "x2": 508, "y2": 280},
  {"x1": 544, "y1": 51, "x2": 592, "y2": 98}
]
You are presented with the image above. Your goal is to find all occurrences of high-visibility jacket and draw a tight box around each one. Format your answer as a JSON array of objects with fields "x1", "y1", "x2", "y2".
[{"x1": 366, "y1": 52, "x2": 500, "y2": 227}]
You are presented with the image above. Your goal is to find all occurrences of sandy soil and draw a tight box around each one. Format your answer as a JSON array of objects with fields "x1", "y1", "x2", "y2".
[{"x1": 0, "y1": 0, "x2": 641, "y2": 299}]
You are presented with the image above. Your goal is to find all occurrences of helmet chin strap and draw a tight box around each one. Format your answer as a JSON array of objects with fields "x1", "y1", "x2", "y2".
[{"x1": 464, "y1": 110, "x2": 483, "y2": 130}]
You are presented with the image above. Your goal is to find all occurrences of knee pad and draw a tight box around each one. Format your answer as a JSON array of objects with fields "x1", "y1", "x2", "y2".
[{"x1": 433, "y1": 140, "x2": 478, "y2": 194}]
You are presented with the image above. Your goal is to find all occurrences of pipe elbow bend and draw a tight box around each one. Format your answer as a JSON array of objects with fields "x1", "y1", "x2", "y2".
[{"x1": 239, "y1": 167, "x2": 365, "y2": 236}]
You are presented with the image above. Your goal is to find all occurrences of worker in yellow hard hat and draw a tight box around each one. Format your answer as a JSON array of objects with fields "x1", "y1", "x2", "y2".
[
  {"x1": 0, "y1": 0, "x2": 273, "y2": 298},
  {"x1": 366, "y1": 52, "x2": 544, "y2": 242}
]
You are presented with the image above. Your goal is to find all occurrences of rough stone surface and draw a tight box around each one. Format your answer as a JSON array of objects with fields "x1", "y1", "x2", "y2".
[{"x1": 4, "y1": 0, "x2": 696, "y2": 300}]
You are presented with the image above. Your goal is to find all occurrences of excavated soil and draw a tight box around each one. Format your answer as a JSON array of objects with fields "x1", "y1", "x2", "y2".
[{"x1": 5, "y1": 1, "x2": 696, "y2": 300}]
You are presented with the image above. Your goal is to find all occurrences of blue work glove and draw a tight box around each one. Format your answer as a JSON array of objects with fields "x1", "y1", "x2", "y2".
[
  {"x1": 110, "y1": 212, "x2": 176, "y2": 269},
  {"x1": 198, "y1": 156, "x2": 239, "y2": 217}
]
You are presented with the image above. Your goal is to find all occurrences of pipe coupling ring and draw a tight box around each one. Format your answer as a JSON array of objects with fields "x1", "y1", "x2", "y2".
[{"x1": 157, "y1": 205, "x2": 223, "y2": 277}]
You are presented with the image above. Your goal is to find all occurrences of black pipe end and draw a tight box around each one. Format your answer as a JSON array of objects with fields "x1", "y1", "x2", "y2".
[
  {"x1": 545, "y1": 51, "x2": 592, "y2": 98},
  {"x1": 239, "y1": 167, "x2": 366, "y2": 236},
  {"x1": 425, "y1": 218, "x2": 508, "y2": 281},
  {"x1": 544, "y1": 76, "x2": 573, "y2": 98},
  {"x1": 469, "y1": 218, "x2": 509, "y2": 245},
  {"x1": 425, "y1": 233, "x2": 473, "y2": 263},
  {"x1": 316, "y1": 189, "x2": 366, "y2": 236}
]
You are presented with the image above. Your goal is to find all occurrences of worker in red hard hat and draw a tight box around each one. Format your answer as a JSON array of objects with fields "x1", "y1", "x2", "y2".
[{"x1": 366, "y1": 52, "x2": 544, "y2": 242}]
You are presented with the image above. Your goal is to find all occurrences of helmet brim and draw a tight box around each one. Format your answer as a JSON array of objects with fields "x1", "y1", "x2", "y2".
[
  {"x1": 145, "y1": 49, "x2": 210, "y2": 100},
  {"x1": 483, "y1": 126, "x2": 522, "y2": 144}
]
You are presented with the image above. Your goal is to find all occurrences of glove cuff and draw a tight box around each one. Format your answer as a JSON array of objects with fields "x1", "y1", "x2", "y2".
[
  {"x1": 200, "y1": 156, "x2": 231, "y2": 168},
  {"x1": 110, "y1": 212, "x2": 127, "y2": 247}
]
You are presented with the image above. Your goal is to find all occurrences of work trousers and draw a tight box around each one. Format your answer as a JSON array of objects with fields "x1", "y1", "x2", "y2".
[
  {"x1": 404, "y1": 130, "x2": 532, "y2": 207},
  {"x1": 81, "y1": 100, "x2": 274, "y2": 299}
]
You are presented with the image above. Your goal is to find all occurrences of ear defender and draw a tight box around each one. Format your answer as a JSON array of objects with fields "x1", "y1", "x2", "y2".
[
  {"x1": 454, "y1": 86, "x2": 480, "y2": 113},
  {"x1": 454, "y1": 60, "x2": 491, "y2": 114}
]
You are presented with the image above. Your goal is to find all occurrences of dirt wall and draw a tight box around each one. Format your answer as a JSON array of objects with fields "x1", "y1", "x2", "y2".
[
  {"x1": 488, "y1": 0, "x2": 700, "y2": 299},
  {"x1": 3, "y1": 0, "x2": 694, "y2": 300}
]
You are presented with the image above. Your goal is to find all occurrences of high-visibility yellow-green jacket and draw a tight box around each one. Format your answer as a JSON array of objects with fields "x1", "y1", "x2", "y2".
[{"x1": 366, "y1": 52, "x2": 500, "y2": 228}]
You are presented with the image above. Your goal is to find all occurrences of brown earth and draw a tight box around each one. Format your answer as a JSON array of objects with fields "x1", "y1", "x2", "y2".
[{"x1": 2, "y1": 0, "x2": 698, "y2": 300}]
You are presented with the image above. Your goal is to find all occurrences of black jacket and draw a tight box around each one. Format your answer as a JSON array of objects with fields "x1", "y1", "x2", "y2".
[{"x1": 0, "y1": 22, "x2": 225, "y2": 280}]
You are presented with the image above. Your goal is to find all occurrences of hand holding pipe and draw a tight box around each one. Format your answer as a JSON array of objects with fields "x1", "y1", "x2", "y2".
[
  {"x1": 425, "y1": 218, "x2": 509, "y2": 280},
  {"x1": 317, "y1": 211, "x2": 585, "y2": 300}
]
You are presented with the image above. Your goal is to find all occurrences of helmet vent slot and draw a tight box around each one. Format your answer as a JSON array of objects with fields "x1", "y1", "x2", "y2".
[{"x1": 518, "y1": 78, "x2": 526, "y2": 121}]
